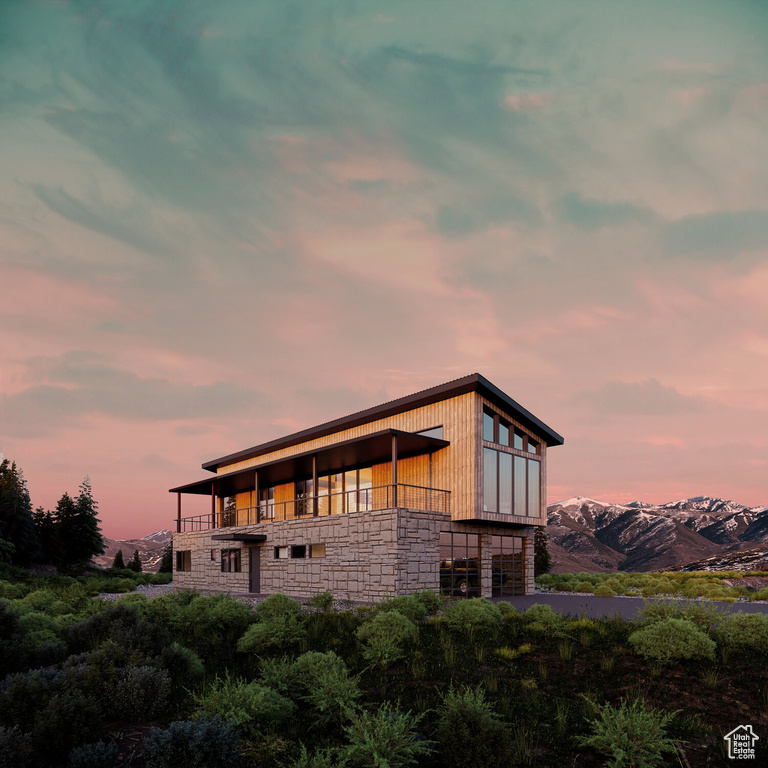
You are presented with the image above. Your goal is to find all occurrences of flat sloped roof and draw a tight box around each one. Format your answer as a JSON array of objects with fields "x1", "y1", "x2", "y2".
[{"x1": 201, "y1": 372, "x2": 563, "y2": 473}]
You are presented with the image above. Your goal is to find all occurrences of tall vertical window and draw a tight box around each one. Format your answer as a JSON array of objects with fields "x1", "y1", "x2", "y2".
[
  {"x1": 483, "y1": 448, "x2": 498, "y2": 513},
  {"x1": 514, "y1": 456, "x2": 527, "y2": 516},
  {"x1": 358, "y1": 467, "x2": 373, "y2": 512},
  {"x1": 439, "y1": 532, "x2": 480, "y2": 598},
  {"x1": 295, "y1": 478, "x2": 314, "y2": 516},
  {"x1": 259, "y1": 487, "x2": 275, "y2": 520},
  {"x1": 483, "y1": 411, "x2": 495, "y2": 442},
  {"x1": 499, "y1": 452, "x2": 512, "y2": 514},
  {"x1": 175, "y1": 550, "x2": 191, "y2": 572},
  {"x1": 221, "y1": 496, "x2": 237, "y2": 527},
  {"x1": 528, "y1": 460, "x2": 540, "y2": 517}
]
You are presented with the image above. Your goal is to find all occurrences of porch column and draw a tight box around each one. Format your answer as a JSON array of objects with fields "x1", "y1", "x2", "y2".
[
  {"x1": 391, "y1": 434, "x2": 398, "y2": 508},
  {"x1": 176, "y1": 492, "x2": 181, "y2": 533},
  {"x1": 211, "y1": 482, "x2": 216, "y2": 529},
  {"x1": 254, "y1": 470, "x2": 260, "y2": 524},
  {"x1": 312, "y1": 455, "x2": 318, "y2": 516}
]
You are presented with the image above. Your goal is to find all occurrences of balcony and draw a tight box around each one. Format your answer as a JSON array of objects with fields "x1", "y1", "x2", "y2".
[{"x1": 177, "y1": 482, "x2": 450, "y2": 532}]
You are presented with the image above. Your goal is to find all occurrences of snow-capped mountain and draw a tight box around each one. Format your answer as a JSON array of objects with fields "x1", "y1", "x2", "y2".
[
  {"x1": 94, "y1": 528, "x2": 173, "y2": 572},
  {"x1": 546, "y1": 496, "x2": 768, "y2": 573}
]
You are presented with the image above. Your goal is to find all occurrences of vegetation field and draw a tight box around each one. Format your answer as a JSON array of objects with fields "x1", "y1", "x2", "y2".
[
  {"x1": 536, "y1": 569, "x2": 768, "y2": 601},
  {"x1": 1, "y1": 565, "x2": 767, "y2": 767}
]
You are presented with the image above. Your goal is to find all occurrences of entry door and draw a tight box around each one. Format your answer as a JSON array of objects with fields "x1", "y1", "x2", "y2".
[{"x1": 249, "y1": 547, "x2": 260, "y2": 594}]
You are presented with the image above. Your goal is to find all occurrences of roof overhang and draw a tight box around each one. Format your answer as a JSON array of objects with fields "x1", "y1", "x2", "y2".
[
  {"x1": 170, "y1": 428, "x2": 449, "y2": 496},
  {"x1": 211, "y1": 533, "x2": 267, "y2": 542},
  {"x1": 201, "y1": 373, "x2": 563, "y2": 473}
]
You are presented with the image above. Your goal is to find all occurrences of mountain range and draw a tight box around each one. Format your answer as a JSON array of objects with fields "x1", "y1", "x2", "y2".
[
  {"x1": 94, "y1": 529, "x2": 173, "y2": 572},
  {"x1": 546, "y1": 496, "x2": 768, "y2": 573}
]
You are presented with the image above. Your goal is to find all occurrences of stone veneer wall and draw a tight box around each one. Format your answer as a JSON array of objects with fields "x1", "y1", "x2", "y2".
[{"x1": 173, "y1": 510, "x2": 535, "y2": 601}]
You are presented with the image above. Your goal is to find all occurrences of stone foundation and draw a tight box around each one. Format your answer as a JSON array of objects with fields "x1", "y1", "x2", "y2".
[{"x1": 173, "y1": 508, "x2": 535, "y2": 601}]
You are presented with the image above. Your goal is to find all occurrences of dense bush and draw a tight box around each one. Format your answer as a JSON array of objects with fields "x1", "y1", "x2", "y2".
[
  {"x1": 193, "y1": 673, "x2": 295, "y2": 738},
  {"x1": 578, "y1": 697, "x2": 678, "y2": 768},
  {"x1": 522, "y1": 603, "x2": 567, "y2": 635},
  {"x1": 628, "y1": 618, "x2": 715, "y2": 662},
  {"x1": 32, "y1": 690, "x2": 104, "y2": 758},
  {"x1": 112, "y1": 665, "x2": 172, "y2": 720},
  {"x1": 343, "y1": 703, "x2": 431, "y2": 768},
  {"x1": 293, "y1": 651, "x2": 360, "y2": 727},
  {"x1": 356, "y1": 610, "x2": 417, "y2": 669},
  {"x1": 715, "y1": 612, "x2": 768, "y2": 652},
  {"x1": 237, "y1": 612, "x2": 307, "y2": 655},
  {"x1": 143, "y1": 716, "x2": 240, "y2": 768},
  {"x1": 0, "y1": 669, "x2": 59, "y2": 729},
  {"x1": 0, "y1": 725, "x2": 33, "y2": 768},
  {"x1": 434, "y1": 686, "x2": 512, "y2": 768},
  {"x1": 375, "y1": 594, "x2": 428, "y2": 623},
  {"x1": 67, "y1": 740, "x2": 118, "y2": 768},
  {"x1": 444, "y1": 597, "x2": 502, "y2": 632}
]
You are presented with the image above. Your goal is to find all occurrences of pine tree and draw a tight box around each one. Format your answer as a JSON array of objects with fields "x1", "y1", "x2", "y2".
[
  {"x1": 112, "y1": 549, "x2": 126, "y2": 569},
  {"x1": 33, "y1": 506, "x2": 63, "y2": 566},
  {"x1": 55, "y1": 477, "x2": 105, "y2": 567},
  {"x1": 159, "y1": 541, "x2": 173, "y2": 574},
  {"x1": 127, "y1": 549, "x2": 142, "y2": 572},
  {"x1": 0, "y1": 459, "x2": 39, "y2": 566},
  {"x1": 534, "y1": 526, "x2": 551, "y2": 577}
]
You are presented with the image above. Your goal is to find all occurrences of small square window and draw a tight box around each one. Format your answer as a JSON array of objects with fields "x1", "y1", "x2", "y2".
[
  {"x1": 310, "y1": 543, "x2": 325, "y2": 558},
  {"x1": 175, "y1": 550, "x2": 191, "y2": 572},
  {"x1": 221, "y1": 548, "x2": 241, "y2": 573},
  {"x1": 274, "y1": 546, "x2": 289, "y2": 559},
  {"x1": 291, "y1": 545, "x2": 307, "y2": 559}
]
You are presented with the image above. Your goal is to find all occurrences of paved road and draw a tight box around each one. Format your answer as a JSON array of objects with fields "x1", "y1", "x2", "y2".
[{"x1": 497, "y1": 593, "x2": 768, "y2": 620}]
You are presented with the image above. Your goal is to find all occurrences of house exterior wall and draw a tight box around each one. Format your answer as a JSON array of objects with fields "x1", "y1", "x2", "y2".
[{"x1": 173, "y1": 507, "x2": 534, "y2": 601}]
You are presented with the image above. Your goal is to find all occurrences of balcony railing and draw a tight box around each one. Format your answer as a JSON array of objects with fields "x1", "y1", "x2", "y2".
[{"x1": 177, "y1": 482, "x2": 450, "y2": 532}]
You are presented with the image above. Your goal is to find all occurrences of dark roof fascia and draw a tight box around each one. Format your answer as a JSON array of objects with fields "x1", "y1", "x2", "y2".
[
  {"x1": 211, "y1": 533, "x2": 267, "y2": 542},
  {"x1": 202, "y1": 373, "x2": 562, "y2": 473},
  {"x1": 171, "y1": 428, "x2": 450, "y2": 495}
]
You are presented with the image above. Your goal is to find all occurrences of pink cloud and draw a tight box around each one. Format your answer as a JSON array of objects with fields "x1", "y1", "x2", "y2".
[{"x1": 504, "y1": 92, "x2": 555, "y2": 111}]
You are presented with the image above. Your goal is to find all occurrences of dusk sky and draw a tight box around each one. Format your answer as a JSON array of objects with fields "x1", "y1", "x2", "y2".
[{"x1": 2, "y1": 1, "x2": 768, "y2": 539}]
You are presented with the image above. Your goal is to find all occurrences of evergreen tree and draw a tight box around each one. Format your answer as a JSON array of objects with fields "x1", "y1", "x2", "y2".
[
  {"x1": 0, "y1": 459, "x2": 39, "y2": 566},
  {"x1": 33, "y1": 506, "x2": 63, "y2": 566},
  {"x1": 127, "y1": 549, "x2": 142, "y2": 572},
  {"x1": 159, "y1": 540, "x2": 173, "y2": 574},
  {"x1": 55, "y1": 477, "x2": 105, "y2": 567},
  {"x1": 534, "y1": 526, "x2": 551, "y2": 577},
  {"x1": 112, "y1": 549, "x2": 126, "y2": 569}
]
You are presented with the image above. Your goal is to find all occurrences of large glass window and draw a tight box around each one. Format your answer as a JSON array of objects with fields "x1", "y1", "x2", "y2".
[
  {"x1": 514, "y1": 456, "x2": 527, "y2": 516},
  {"x1": 499, "y1": 452, "x2": 512, "y2": 515},
  {"x1": 175, "y1": 550, "x2": 191, "y2": 572},
  {"x1": 440, "y1": 531, "x2": 480, "y2": 598},
  {"x1": 528, "y1": 460, "x2": 541, "y2": 517},
  {"x1": 295, "y1": 478, "x2": 314, "y2": 516},
  {"x1": 259, "y1": 487, "x2": 275, "y2": 520},
  {"x1": 491, "y1": 535, "x2": 525, "y2": 596},
  {"x1": 358, "y1": 467, "x2": 373, "y2": 512},
  {"x1": 484, "y1": 446, "x2": 541, "y2": 517},
  {"x1": 483, "y1": 448, "x2": 497, "y2": 513}
]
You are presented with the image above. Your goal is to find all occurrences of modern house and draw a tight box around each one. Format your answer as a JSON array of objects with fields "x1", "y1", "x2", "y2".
[{"x1": 170, "y1": 373, "x2": 563, "y2": 600}]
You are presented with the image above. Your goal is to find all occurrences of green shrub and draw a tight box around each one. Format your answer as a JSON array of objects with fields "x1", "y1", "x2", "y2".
[
  {"x1": 594, "y1": 584, "x2": 617, "y2": 597},
  {"x1": 292, "y1": 651, "x2": 360, "y2": 726},
  {"x1": 434, "y1": 685, "x2": 511, "y2": 768},
  {"x1": 496, "y1": 601, "x2": 517, "y2": 618},
  {"x1": 522, "y1": 603, "x2": 566, "y2": 635},
  {"x1": 444, "y1": 598, "x2": 502, "y2": 632},
  {"x1": 192, "y1": 674, "x2": 295, "y2": 738},
  {"x1": 411, "y1": 589, "x2": 444, "y2": 615},
  {"x1": 628, "y1": 618, "x2": 715, "y2": 662},
  {"x1": 638, "y1": 601, "x2": 726, "y2": 634},
  {"x1": 159, "y1": 643, "x2": 206, "y2": 691},
  {"x1": 143, "y1": 716, "x2": 240, "y2": 768},
  {"x1": 254, "y1": 593, "x2": 303, "y2": 621},
  {"x1": 67, "y1": 740, "x2": 118, "y2": 768},
  {"x1": 237, "y1": 613, "x2": 307, "y2": 655},
  {"x1": 356, "y1": 611, "x2": 417, "y2": 669},
  {"x1": 307, "y1": 591, "x2": 336, "y2": 612},
  {"x1": 112, "y1": 666, "x2": 172, "y2": 720},
  {"x1": 343, "y1": 703, "x2": 431, "y2": 768},
  {"x1": 289, "y1": 744, "x2": 345, "y2": 768},
  {"x1": 0, "y1": 669, "x2": 59, "y2": 729},
  {"x1": 574, "y1": 580, "x2": 595, "y2": 593},
  {"x1": 375, "y1": 594, "x2": 428, "y2": 623},
  {"x1": 0, "y1": 725, "x2": 33, "y2": 768},
  {"x1": 0, "y1": 581, "x2": 26, "y2": 600},
  {"x1": 32, "y1": 691, "x2": 104, "y2": 758},
  {"x1": 578, "y1": 697, "x2": 678, "y2": 768},
  {"x1": 716, "y1": 612, "x2": 768, "y2": 652}
]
